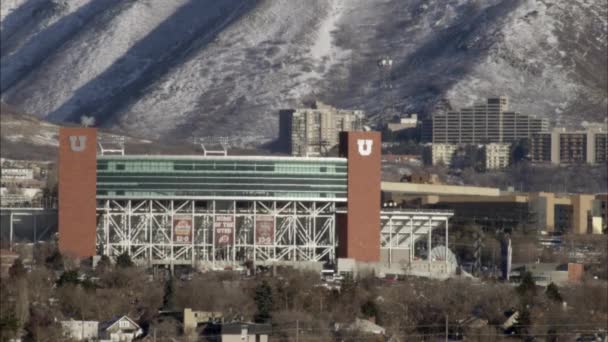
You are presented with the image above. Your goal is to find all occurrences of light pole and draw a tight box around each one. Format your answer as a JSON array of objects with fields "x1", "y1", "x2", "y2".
[{"x1": 377, "y1": 56, "x2": 394, "y2": 121}]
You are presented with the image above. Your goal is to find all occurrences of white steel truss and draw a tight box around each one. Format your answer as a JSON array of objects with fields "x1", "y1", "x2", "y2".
[
  {"x1": 380, "y1": 210, "x2": 453, "y2": 269},
  {"x1": 96, "y1": 199, "x2": 336, "y2": 267}
]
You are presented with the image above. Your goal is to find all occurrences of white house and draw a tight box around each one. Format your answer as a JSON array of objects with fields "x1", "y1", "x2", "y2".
[{"x1": 99, "y1": 316, "x2": 143, "y2": 342}]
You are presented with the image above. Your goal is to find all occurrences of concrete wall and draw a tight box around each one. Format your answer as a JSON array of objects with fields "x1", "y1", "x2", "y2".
[
  {"x1": 381, "y1": 182, "x2": 500, "y2": 197},
  {"x1": 61, "y1": 321, "x2": 99, "y2": 340},
  {"x1": 337, "y1": 258, "x2": 452, "y2": 279},
  {"x1": 571, "y1": 194, "x2": 594, "y2": 234}
]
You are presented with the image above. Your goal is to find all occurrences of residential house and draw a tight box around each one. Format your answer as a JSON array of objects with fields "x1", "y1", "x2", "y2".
[
  {"x1": 99, "y1": 316, "x2": 143, "y2": 342},
  {"x1": 183, "y1": 308, "x2": 222, "y2": 335}
]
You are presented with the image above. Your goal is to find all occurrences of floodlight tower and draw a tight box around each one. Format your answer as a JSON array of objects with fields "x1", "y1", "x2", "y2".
[
  {"x1": 98, "y1": 135, "x2": 125, "y2": 155},
  {"x1": 198, "y1": 137, "x2": 229, "y2": 156},
  {"x1": 377, "y1": 56, "x2": 394, "y2": 121},
  {"x1": 80, "y1": 115, "x2": 95, "y2": 127}
]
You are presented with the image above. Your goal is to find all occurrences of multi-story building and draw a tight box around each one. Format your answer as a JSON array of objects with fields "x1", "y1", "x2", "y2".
[
  {"x1": 382, "y1": 183, "x2": 604, "y2": 235},
  {"x1": 431, "y1": 144, "x2": 458, "y2": 166},
  {"x1": 431, "y1": 96, "x2": 548, "y2": 144},
  {"x1": 386, "y1": 114, "x2": 418, "y2": 133},
  {"x1": 1, "y1": 168, "x2": 33, "y2": 180},
  {"x1": 485, "y1": 143, "x2": 510, "y2": 170},
  {"x1": 53, "y1": 127, "x2": 456, "y2": 278},
  {"x1": 430, "y1": 143, "x2": 510, "y2": 169},
  {"x1": 529, "y1": 131, "x2": 552, "y2": 162},
  {"x1": 530, "y1": 127, "x2": 608, "y2": 165},
  {"x1": 279, "y1": 101, "x2": 365, "y2": 156}
]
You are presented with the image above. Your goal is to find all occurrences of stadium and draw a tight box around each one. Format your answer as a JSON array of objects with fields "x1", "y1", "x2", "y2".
[{"x1": 57, "y1": 128, "x2": 454, "y2": 275}]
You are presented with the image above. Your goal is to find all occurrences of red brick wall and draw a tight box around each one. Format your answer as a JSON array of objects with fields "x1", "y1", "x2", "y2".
[
  {"x1": 568, "y1": 263, "x2": 584, "y2": 282},
  {"x1": 339, "y1": 131, "x2": 381, "y2": 262},
  {"x1": 58, "y1": 128, "x2": 97, "y2": 258}
]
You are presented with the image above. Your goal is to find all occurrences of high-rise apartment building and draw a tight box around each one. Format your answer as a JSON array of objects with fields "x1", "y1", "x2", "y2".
[
  {"x1": 431, "y1": 96, "x2": 548, "y2": 144},
  {"x1": 530, "y1": 127, "x2": 608, "y2": 165},
  {"x1": 279, "y1": 101, "x2": 365, "y2": 156}
]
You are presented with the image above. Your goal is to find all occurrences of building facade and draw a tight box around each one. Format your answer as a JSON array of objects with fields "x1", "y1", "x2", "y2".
[
  {"x1": 0, "y1": 168, "x2": 33, "y2": 180},
  {"x1": 383, "y1": 183, "x2": 604, "y2": 235},
  {"x1": 387, "y1": 114, "x2": 418, "y2": 133},
  {"x1": 61, "y1": 320, "x2": 99, "y2": 341},
  {"x1": 431, "y1": 144, "x2": 457, "y2": 166},
  {"x1": 57, "y1": 128, "x2": 455, "y2": 276},
  {"x1": 279, "y1": 101, "x2": 365, "y2": 156},
  {"x1": 431, "y1": 97, "x2": 548, "y2": 144},
  {"x1": 530, "y1": 127, "x2": 608, "y2": 165},
  {"x1": 485, "y1": 143, "x2": 510, "y2": 170},
  {"x1": 95, "y1": 155, "x2": 348, "y2": 267}
]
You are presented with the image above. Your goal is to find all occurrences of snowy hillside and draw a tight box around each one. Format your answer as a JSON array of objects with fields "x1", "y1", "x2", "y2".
[
  {"x1": 1, "y1": 0, "x2": 606, "y2": 145},
  {"x1": 0, "y1": 102, "x2": 156, "y2": 160}
]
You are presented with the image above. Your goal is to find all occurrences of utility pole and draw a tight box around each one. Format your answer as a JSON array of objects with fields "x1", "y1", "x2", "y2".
[
  {"x1": 492, "y1": 245, "x2": 496, "y2": 278},
  {"x1": 296, "y1": 319, "x2": 299, "y2": 342},
  {"x1": 445, "y1": 315, "x2": 448, "y2": 342}
]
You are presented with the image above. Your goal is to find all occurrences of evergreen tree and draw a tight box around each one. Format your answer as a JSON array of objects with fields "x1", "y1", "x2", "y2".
[
  {"x1": 361, "y1": 299, "x2": 379, "y2": 320},
  {"x1": 514, "y1": 306, "x2": 532, "y2": 337},
  {"x1": 0, "y1": 312, "x2": 20, "y2": 340},
  {"x1": 511, "y1": 139, "x2": 530, "y2": 164},
  {"x1": 45, "y1": 251, "x2": 64, "y2": 271},
  {"x1": 95, "y1": 255, "x2": 112, "y2": 274},
  {"x1": 57, "y1": 270, "x2": 80, "y2": 287},
  {"x1": 516, "y1": 271, "x2": 536, "y2": 297},
  {"x1": 254, "y1": 280, "x2": 273, "y2": 323},
  {"x1": 116, "y1": 252, "x2": 134, "y2": 268},
  {"x1": 163, "y1": 278, "x2": 175, "y2": 310},
  {"x1": 9, "y1": 259, "x2": 26, "y2": 279},
  {"x1": 340, "y1": 273, "x2": 356, "y2": 297},
  {"x1": 545, "y1": 282, "x2": 563, "y2": 302}
]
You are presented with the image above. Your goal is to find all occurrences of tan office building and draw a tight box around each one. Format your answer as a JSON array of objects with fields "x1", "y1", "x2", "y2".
[
  {"x1": 382, "y1": 182, "x2": 603, "y2": 234},
  {"x1": 432, "y1": 96, "x2": 548, "y2": 144},
  {"x1": 279, "y1": 101, "x2": 365, "y2": 156}
]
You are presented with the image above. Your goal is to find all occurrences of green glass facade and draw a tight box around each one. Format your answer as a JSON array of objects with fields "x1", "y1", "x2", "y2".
[{"x1": 96, "y1": 156, "x2": 347, "y2": 201}]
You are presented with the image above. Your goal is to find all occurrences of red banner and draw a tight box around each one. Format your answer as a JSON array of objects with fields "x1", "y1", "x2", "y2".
[
  {"x1": 173, "y1": 215, "x2": 192, "y2": 244},
  {"x1": 255, "y1": 215, "x2": 274, "y2": 245},
  {"x1": 214, "y1": 215, "x2": 234, "y2": 246}
]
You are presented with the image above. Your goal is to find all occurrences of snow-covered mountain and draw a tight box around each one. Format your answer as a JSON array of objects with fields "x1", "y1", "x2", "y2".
[{"x1": 1, "y1": 0, "x2": 606, "y2": 145}]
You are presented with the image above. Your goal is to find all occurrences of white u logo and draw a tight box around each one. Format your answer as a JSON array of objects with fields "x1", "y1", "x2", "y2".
[
  {"x1": 69, "y1": 136, "x2": 86, "y2": 152},
  {"x1": 357, "y1": 139, "x2": 373, "y2": 156}
]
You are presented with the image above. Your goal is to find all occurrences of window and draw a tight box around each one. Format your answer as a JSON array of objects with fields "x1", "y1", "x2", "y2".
[
  {"x1": 119, "y1": 320, "x2": 129, "y2": 329},
  {"x1": 174, "y1": 164, "x2": 194, "y2": 171},
  {"x1": 116, "y1": 164, "x2": 126, "y2": 170}
]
